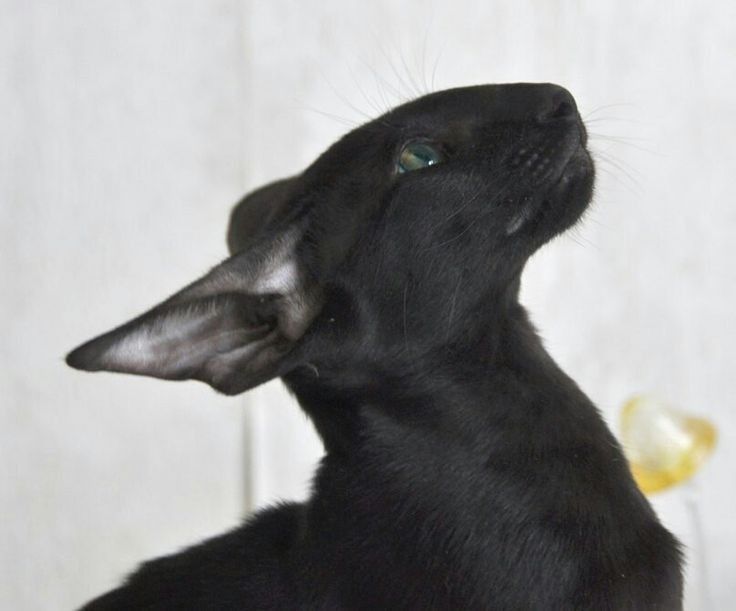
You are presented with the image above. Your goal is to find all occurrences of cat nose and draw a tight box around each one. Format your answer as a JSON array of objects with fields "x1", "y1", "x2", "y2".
[
  {"x1": 537, "y1": 87, "x2": 577, "y2": 123},
  {"x1": 536, "y1": 86, "x2": 587, "y2": 144}
]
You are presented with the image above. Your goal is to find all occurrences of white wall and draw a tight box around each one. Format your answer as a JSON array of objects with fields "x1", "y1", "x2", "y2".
[
  {"x1": 2, "y1": 1, "x2": 734, "y2": 609},
  {"x1": 0, "y1": 3, "x2": 251, "y2": 609}
]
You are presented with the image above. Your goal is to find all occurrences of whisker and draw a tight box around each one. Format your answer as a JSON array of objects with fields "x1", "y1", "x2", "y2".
[
  {"x1": 594, "y1": 150, "x2": 643, "y2": 183},
  {"x1": 588, "y1": 132, "x2": 660, "y2": 156},
  {"x1": 583, "y1": 102, "x2": 637, "y2": 120},
  {"x1": 566, "y1": 222, "x2": 599, "y2": 250},
  {"x1": 588, "y1": 131, "x2": 650, "y2": 144},
  {"x1": 375, "y1": 38, "x2": 416, "y2": 100},
  {"x1": 584, "y1": 116, "x2": 646, "y2": 126},
  {"x1": 445, "y1": 274, "x2": 462, "y2": 342},
  {"x1": 358, "y1": 54, "x2": 403, "y2": 99},
  {"x1": 348, "y1": 64, "x2": 387, "y2": 117},
  {"x1": 320, "y1": 69, "x2": 397, "y2": 128},
  {"x1": 296, "y1": 104, "x2": 361, "y2": 128},
  {"x1": 318, "y1": 70, "x2": 375, "y2": 121},
  {"x1": 593, "y1": 159, "x2": 642, "y2": 195},
  {"x1": 397, "y1": 41, "x2": 424, "y2": 97},
  {"x1": 578, "y1": 207, "x2": 609, "y2": 230},
  {"x1": 420, "y1": 28, "x2": 431, "y2": 94},
  {"x1": 402, "y1": 283, "x2": 409, "y2": 353},
  {"x1": 430, "y1": 43, "x2": 444, "y2": 92}
]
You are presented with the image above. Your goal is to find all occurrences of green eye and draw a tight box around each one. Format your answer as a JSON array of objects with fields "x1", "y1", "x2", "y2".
[{"x1": 397, "y1": 142, "x2": 444, "y2": 174}]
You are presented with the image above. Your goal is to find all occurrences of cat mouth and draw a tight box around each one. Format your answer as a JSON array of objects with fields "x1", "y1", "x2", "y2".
[
  {"x1": 506, "y1": 197, "x2": 547, "y2": 235},
  {"x1": 505, "y1": 145, "x2": 592, "y2": 236}
]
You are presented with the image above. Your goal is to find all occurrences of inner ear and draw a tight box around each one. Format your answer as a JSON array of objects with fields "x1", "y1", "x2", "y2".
[{"x1": 67, "y1": 234, "x2": 323, "y2": 395}]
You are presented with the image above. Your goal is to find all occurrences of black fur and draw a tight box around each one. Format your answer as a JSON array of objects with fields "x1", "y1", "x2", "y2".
[{"x1": 68, "y1": 83, "x2": 683, "y2": 609}]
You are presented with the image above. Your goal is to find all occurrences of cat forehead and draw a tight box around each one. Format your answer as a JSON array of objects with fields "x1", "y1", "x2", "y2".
[
  {"x1": 303, "y1": 83, "x2": 563, "y2": 180},
  {"x1": 384, "y1": 83, "x2": 558, "y2": 130},
  {"x1": 386, "y1": 86, "x2": 500, "y2": 124}
]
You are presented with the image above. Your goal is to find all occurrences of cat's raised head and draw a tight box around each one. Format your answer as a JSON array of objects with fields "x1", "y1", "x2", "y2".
[{"x1": 67, "y1": 83, "x2": 593, "y2": 395}]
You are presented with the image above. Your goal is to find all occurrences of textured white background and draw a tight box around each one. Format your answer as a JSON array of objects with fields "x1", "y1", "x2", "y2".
[{"x1": 1, "y1": 1, "x2": 734, "y2": 609}]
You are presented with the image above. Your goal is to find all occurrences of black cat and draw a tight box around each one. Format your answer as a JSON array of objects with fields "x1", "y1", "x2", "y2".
[{"x1": 68, "y1": 83, "x2": 683, "y2": 610}]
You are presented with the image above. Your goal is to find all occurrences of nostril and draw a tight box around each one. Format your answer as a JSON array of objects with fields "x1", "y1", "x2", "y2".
[
  {"x1": 547, "y1": 101, "x2": 575, "y2": 121},
  {"x1": 539, "y1": 99, "x2": 577, "y2": 124},
  {"x1": 535, "y1": 87, "x2": 586, "y2": 142}
]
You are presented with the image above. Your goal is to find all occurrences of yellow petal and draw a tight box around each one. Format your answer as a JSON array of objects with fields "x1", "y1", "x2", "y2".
[{"x1": 620, "y1": 396, "x2": 717, "y2": 494}]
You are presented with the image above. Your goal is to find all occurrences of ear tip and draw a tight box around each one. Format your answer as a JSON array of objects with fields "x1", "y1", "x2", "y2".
[
  {"x1": 66, "y1": 342, "x2": 102, "y2": 371},
  {"x1": 65, "y1": 346, "x2": 87, "y2": 370}
]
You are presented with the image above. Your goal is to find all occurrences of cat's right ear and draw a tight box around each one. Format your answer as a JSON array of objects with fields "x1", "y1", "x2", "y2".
[{"x1": 67, "y1": 177, "x2": 322, "y2": 396}]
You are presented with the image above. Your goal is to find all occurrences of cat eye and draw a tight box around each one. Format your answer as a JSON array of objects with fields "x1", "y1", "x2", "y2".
[{"x1": 397, "y1": 141, "x2": 444, "y2": 174}]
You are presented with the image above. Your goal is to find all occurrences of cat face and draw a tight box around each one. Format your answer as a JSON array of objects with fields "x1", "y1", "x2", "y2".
[{"x1": 68, "y1": 84, "x2": 594, "y2": 394}]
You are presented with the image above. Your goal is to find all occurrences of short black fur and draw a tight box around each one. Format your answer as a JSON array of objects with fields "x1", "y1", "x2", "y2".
[{"x1": 68, "y1": 83, "x2": 683, "y2": 609}]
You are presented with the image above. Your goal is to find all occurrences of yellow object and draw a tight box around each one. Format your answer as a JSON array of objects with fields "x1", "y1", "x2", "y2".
[{"x1": 620, "y1": 396, "x2": 717, "y2": 494}]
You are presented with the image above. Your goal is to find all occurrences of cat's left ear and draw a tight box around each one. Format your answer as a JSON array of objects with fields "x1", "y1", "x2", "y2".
[{"x1": 66, "y1": 230, "x2": 322, "y2": 395}]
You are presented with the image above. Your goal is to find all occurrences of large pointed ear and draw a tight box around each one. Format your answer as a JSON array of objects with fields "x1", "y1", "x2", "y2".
[{"x1": 66, "y1": 229, "x2": 322, "y2": 395}]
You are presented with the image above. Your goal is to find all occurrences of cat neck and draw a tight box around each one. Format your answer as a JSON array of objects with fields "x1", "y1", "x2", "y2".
[{"x1": 284, "y1": 302, "x2": 612, "y2": 460}]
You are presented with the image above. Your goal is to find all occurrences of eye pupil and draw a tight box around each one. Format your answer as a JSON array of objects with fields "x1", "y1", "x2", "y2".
[{"x1": 398, "y1": 142, "x2": 443, "y2": 174}]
